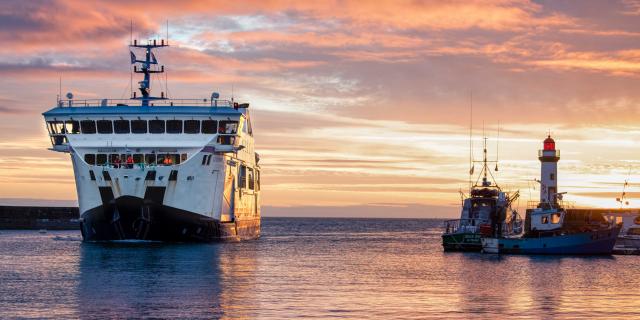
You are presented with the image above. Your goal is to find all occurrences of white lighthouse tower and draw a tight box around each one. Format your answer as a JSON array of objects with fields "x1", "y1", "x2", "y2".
[{"x1": 539, "y1": 135, "x2": 560, "y2": 204}]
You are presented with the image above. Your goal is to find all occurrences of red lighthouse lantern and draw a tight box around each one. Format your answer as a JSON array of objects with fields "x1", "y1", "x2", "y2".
[{"x1": 543, "y1": 135, "x2": 555, "y2": 151}]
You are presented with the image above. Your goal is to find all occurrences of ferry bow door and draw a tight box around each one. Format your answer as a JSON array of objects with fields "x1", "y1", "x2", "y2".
[{"x1": 221, "y1": 168, "x2": 235, "y2": 222}]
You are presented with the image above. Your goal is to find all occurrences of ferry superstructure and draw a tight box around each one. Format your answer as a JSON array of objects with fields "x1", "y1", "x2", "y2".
[{"x1": 42, "y1": 38, "x2": 260, "y2": 241}]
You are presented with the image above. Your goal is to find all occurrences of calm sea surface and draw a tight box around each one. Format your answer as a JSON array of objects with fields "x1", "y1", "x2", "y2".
[{"x1": 1, "y1": 218, "x2": 639, "y2": 319}]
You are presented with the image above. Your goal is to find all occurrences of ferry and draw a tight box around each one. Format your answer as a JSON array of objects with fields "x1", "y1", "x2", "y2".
[
  {"x1": 482, "y1": 136, "x2": 621, "y2": 254},
  {"x1": 442, "y1": 137, "x2": 521, "y2": 252},
  {"x1": 42, "y1": 37, "x2": 261, "y2": 241}
]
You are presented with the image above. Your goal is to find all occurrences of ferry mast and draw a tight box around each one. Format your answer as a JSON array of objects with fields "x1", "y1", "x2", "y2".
[{"x1": 130, "y1": 39, "x2": 168, "y2": 106}]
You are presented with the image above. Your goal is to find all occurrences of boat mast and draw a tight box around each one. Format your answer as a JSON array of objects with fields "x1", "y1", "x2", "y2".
[{"x1": 130, "y1": 37, "x2": 168, "y2": 106}]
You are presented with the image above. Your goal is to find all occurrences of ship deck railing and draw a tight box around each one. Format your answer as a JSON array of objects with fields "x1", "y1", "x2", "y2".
[
  {"x1": 56, "y1": 98, "x2": 235, "y2": 108},
  {"x1": 443, "y1": 219, "x2": 482, "y2": 234},
  {"x1": 526, "y1": 200, "x2": 576, "y2": 210}
]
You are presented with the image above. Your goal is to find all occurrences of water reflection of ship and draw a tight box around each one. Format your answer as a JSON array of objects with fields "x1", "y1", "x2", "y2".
[{"x1": 76, "y1": 242, "x2": 257, "y2": 318}]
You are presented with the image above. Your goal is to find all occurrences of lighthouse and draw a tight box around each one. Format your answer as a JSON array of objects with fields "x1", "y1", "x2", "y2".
[{"x1": 539, "y1": 135, "x2": 560, "y2": 204}]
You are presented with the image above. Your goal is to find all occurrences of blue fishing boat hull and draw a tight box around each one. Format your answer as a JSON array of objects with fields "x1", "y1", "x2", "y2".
[{"x1": 489, "y1": 226, "x2": 621, "y2": 255}]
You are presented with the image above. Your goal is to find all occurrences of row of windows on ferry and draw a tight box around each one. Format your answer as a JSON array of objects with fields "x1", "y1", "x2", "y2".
[
  {"x1": 84, "y1": 153, "x2": 187, "y2": 166},
  {"x1": 47, "y1": 119, "x2": 243, "y2": 135}
]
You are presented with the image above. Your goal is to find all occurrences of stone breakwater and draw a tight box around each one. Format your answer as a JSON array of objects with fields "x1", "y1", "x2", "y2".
[{"x1": 0, "y1": 206, "x2": 78, "y2": 230}]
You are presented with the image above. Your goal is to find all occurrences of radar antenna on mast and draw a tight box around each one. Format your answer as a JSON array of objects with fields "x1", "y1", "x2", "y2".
[{"x1": 129, "y1": 34, "x2": 169, "y2": 106}]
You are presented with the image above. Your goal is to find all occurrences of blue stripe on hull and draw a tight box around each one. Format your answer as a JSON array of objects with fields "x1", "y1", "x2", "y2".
[{"x1": 498, "y1": 228, "x2": 620, "y2": 255}]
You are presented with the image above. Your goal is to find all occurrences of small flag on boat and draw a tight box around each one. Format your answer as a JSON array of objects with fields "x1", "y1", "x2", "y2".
[
  {"x1": 151, "y1": 52, "x2": 158, "y2": 64},
  {"x1": 130, "y1": 51, "x2": 136, "y2": 64}
]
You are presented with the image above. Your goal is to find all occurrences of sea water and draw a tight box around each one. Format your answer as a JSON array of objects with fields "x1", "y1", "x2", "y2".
[{"x1": 1, "y1": 218, "x2": 639, "y2": 319}]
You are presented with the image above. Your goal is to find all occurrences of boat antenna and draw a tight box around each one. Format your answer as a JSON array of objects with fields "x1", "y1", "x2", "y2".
[
  {"x1": 495, "y1": 121, "x2": 500, "y2": 172},
  {"x1": 58, "y1": 74, "x2": 62, "y2": 105},
  {"x1": 469, "y1": 91, "x2": 473, "y2": 192}
]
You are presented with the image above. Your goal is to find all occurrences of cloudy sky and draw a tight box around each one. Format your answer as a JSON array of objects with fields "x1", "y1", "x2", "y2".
[{"x1": 1, "y1": 0, "x2": 640, "y2": 217}]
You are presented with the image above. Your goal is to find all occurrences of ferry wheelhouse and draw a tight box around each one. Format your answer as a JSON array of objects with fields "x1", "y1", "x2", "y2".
[{"x1": 42, "y1": 39, "x2": 260, "y2": 241}]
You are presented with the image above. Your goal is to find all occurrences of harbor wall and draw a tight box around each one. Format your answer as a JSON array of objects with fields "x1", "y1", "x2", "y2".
[{"x1": 0, "y1": 206, "x2": 79, "y2": 230}]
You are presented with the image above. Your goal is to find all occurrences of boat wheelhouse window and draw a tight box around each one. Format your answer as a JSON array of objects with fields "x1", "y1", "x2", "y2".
[
  {"x1": 114, "y1": 120, "x2": 130, "y2": 134},
  {"x1": 80, "y1": 120, "x2": 96, "y2": 134},
  {"x1": 218, "y1": 135, "x2": 235, "y2": 145},
  {"x1": 131, "y1": 120, "x2": 147, "y2": 134},
  {"x1": 551, "y1": 213, "x2": 561, "y2": 224},
  {"x1": 84, "y1": 154, "x2": 96, "y2": 165},
  {"x1": 145, "y1": 154, "x2": 156, "y2": 165},
  {"x1": 65, "y1": 120, "x2": 80, "y2": 134},
  {"x1": 219, "y1": 121, "x2": 238, "y2": 134},
  {"x1": 202, "y1": 120, "x2": 217, "y2": 134},
  {"x1": 133, "y1": 154, "x2": 143, "y2": 164},
  {"x1": 96, "y1": 154, "x2": 107, "y2": 166},
  {"x1": 97, "y1": 120, "x2": 113, "y2": 134},
  {"x1": 166, "y1": 120, "x2": 182, "y2": 133},
  {"x1": 149, "y1": 120, "x2": 165, "y2": 134},
  {"x1": 184, "y1": 120, "x2": 200, "y2": 134},
  {"x1": 238, "y1": 165, "x2": 247, "y2": 188},
  {"x1": 181, "y1": 153, "x2": 188, "y2": 162},
  {"x1": 541, "y1": 215, "x2": 549, "y2": 224},
  {"x1": 247, "y1": 167, "x2": 255, "y2": 190}
]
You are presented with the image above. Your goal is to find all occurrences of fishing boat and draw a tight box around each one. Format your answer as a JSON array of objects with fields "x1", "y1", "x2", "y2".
[
  {"x1": 613, "y1": 215, "x2": 640, "y2": 255},
  {"x1": 442, "y1": 137, "x2": 521, "y2": 252},
  {"x1": 482, "y1": 135, "x2": 622, "y2": 254},
  {"x1": 42, "y1": 35, "x2": 261, "y2": 242}
]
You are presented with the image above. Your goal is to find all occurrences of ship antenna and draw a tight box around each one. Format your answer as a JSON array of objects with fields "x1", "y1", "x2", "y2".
[
  {"x1": 469, "y1": 91, "x2": 473, "y2": 193},
  {"x1": 130, "y1": 28, "x2": 169, "y2": 106},
  {"x1": 58, "y1": 74, "x2": 62, "y2": 105},
  {"x1": 495, "y1": 121, "x2": 500, "y2": 172}
]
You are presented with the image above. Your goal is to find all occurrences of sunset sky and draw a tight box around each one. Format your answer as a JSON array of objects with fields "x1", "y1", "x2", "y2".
[{"x1": 2, "y1": 0, "x2": 640, "y2": 217}]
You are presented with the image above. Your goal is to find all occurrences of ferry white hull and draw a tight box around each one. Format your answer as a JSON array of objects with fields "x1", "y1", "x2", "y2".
[{"x1": 71, "y1": 147, "x2": 260, "y2": 242}]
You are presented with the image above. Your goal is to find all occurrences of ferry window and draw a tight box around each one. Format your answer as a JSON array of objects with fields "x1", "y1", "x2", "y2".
[
  {"x1": 157, "y1": 154, "x2": 165, "y2": 165},
  {"x1": 131, "y1": 120, "x2": 147, "y2": 134},
  {"x1": 47, "y1": 121, "x2": 58, "y2": 134},
  {"x1": 550, "y1": 173, "x2": 555, "y2": 181},
  {"x1": 166, "y1": 120, "x2": 182, "y2": 133},
  {"x1": 110, "y1": 154, "x2": 122, "y2": 165},
  {"x1": 65, "y1": 120, "x2": 80, "y2": 134},
  {"x1": 201, "y1": 154, "x2": 207, "y2": 165},
  {"x1": 202, "y1": 120, "x2": 217, "y2": 134},
  {"x1": 181, "y1": 153, "x2": 188, "y2": 162},
  {"x1": 628, "y1": 228, "x2": 640, "y2": 236},
  {"x1": 96, "y1": 154, "x2": 107, "y2": 166},
  {"x1": 172, "y1": 154, "x2": 181, "y2": 164},
  {"x1": 145, "y1": 154, "x2": 156, "y2": 165},
  {"x1": 80, "y1": 120, "x2": 96, "y2": 134},
  {"x1": 133, "y1": 154, "x2": 143, "y2": 164},
  {"x1": 97, "y1": 120, "x2": 113, "y2": 134},
  {"x1": 114, "y1": 120, "x2": 130, "y2": 134},
  {"x1": 149, "y1": 120, "x2": 165, "y2": 134},
  {"x1": 238, "y1": 165, "x2": 247, "y2": 188},
  {"x1": 219, "y1": 121, "x2": 238, "y2": 134},
  {"x1": 184, "y1": 120, "x2": 200, "y2": 134},
  {"x1": 84, "y1": 154, "x2": 96, "y2": 165},
  {"x1": 54, "y1": 121, "x2": 65, "y2": 134},
  {"x1": 541, "y1": 215, "x2": 549, "y2": 224},
  {"x1": 247, "y1": 168, "x2": 255, "y2": 190},
  {"x1": 256, "y1": 170, "x2": 260, "y2": 191},
  {"x1": 218, "y1": 135, "x2": 235, "y2": 145},
  {"x1": 551, "y1": 213, "x2": 561, "y2": 224}
]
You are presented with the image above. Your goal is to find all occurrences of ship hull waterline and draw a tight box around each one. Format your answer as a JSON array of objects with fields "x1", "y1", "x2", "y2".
[
  {"x1": 79, "y1": 196, "x2": 260, "y2": 242},
  {"x1": 481, "y1": 227, "x2": 621, "y2": 255},
  {"x1": 442, "y1": 232, "x2": 483, "y2": 252}
]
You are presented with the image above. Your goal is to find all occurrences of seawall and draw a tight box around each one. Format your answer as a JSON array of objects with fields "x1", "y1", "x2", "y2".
[{"x1": 0, "y1": 206, "x2": 79, "y2": 230}]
